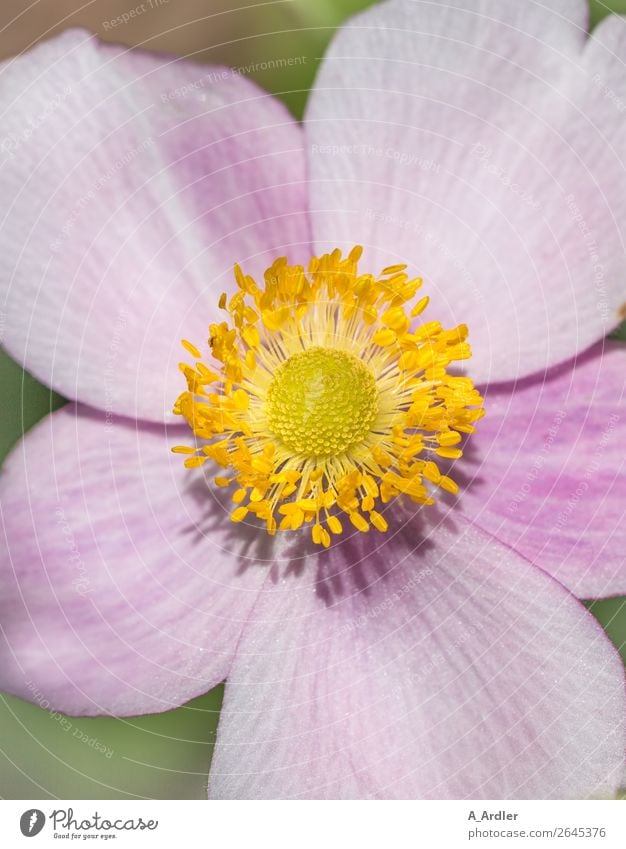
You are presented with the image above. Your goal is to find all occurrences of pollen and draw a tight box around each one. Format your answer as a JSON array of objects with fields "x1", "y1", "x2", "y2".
[{"x1": 173, "y1": 246, "x2": 484, "y2": 546}]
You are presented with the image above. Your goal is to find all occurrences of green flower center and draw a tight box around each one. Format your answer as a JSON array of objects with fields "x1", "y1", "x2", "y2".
[{"x1": 266, "y1": 346, "x2": 379, "y2": 456}]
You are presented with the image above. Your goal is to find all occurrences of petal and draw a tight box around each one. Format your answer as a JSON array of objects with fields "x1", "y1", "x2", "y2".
[
  {"x1": 458, "y1": 340, "x2": 626, "y2": 600},
  {"x1": 0, "y1": 30, "x2": 309, "y2": 422},
  {"x1": 305, "y1": 0, "x2": 626, "y2": 383},
  {"x1": 208, "y1": 513, "x2": 625, "y2": 799},
  {"x1": 0, "y1": 404, "x2": 268, "y2": 716}
]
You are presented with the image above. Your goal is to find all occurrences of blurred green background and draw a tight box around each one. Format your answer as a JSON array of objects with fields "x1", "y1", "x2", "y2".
[{"x1": 1, "y1": 0, "x2": 626, "y2": 799}]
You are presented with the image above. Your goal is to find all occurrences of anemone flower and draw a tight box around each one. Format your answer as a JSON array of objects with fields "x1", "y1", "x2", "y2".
[{"x1": 1, "y1": 0, "x2": 626, "y2": 800}]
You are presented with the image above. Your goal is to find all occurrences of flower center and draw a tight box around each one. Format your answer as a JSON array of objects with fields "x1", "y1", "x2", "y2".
[
  {"x1": 266, "y1": 347, "x2": 378, "y2": 456},
  {"x1": 172, "y1": 246, "x2": 484, "y2": 547}
]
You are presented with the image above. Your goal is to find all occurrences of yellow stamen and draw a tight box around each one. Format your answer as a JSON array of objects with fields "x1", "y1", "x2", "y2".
[{"x1": 172, "y1": 247, "x2": 483, "y2": 546}]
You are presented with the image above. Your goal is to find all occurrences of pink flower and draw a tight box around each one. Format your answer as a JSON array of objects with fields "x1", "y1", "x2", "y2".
[{"x1": 1, "y1": 0, "x2": 626, "y2": 799}]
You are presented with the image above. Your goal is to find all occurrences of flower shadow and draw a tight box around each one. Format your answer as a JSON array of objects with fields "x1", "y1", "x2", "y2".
[{"x1": 182, "y1": 473, "x2": 439, "y2": 608}]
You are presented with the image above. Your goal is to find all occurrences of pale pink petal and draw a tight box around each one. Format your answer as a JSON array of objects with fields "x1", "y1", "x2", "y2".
[
  {"x1": 0, "y1": 404, "x2": 269, "y2": 716},
  {"x1": 208, "y1": 513, "x2": 625, "y2": 799},
  {"x1": 306, "y1": 0, "x2": 626, "y2": 383},
  {"x1": 0, "y1": 29, "x2": 309, "y2": 422},
  {"x1": 457, "y1": 341, "x2": 626, "y2": 600}
]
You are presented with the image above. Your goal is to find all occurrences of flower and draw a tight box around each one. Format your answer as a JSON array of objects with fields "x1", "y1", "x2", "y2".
[{"x1": 1, "y1": 0, "x2": 626, "y2": 800}]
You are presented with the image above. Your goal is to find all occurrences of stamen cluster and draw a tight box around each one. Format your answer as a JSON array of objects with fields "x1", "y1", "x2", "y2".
[{"x1": 173, "y1": 247, "x2": 483, "y2": 546}]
